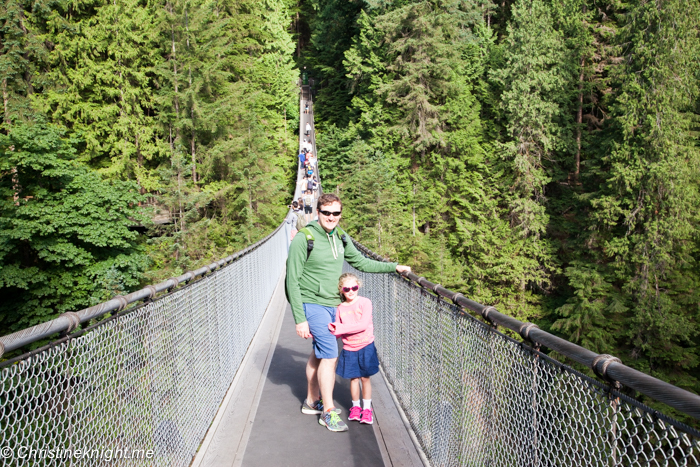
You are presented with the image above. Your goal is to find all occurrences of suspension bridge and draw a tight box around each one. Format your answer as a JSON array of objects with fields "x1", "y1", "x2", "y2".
[{"x1": 1, "y1": 84, "x2": 700, "y2": 467}]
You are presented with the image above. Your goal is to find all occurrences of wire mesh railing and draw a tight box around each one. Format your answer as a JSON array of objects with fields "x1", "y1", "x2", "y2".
[
  {"x1": 345, "y1": 255, "x2": 700, "y2": 467},
  {"x1": 0, "y1": 217, "x2": 289, "y2": 466}
]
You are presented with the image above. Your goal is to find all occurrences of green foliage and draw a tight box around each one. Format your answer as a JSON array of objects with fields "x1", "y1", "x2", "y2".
[
  {"x1": 2, "y1": 0, "x2": 699, "y2": 423},
  {"x1": 301, "y1": 0, "x2": 364, "y2": 127},
  {"x1": 0, "y1": 0, "x2": 49, "y2": 127},
  {"x1": 0, "y1": 123, "x2": 148, "y2": 333},
  {"x1": 0, "y1": 0, "x2": 299, "y2": 336},
  {"x1": 303, "y1": 0, "x2": 700, "y2": 409},
  {"x1": 583, "y1": 0, "x2": 700, "y2": 389}
]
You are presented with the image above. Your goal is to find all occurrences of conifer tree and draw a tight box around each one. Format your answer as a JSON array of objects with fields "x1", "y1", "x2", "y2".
[
  {"x1": 583, "y1": 0, "x2": 700, "y2": 388},
  {"x1": 0, "y1": 0, "x2": 47, "y2": 129},
  {"x1": 36, "y1": 0, "x2": 163, "y2": 186},
  {"x1": 303, "y1": 0, "x2": 363, "y2": 127}
]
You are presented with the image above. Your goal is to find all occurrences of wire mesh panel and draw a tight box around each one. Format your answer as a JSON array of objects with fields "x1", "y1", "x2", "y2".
[
  {"x1": 0, "y1": 225, "x2": 288, "y2": 467},
  {"x1": 345, "y1": 264, "x2": 700, "y2": 467}
]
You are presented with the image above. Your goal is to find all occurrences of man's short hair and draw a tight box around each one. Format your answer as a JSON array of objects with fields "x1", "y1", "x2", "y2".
[{"x1": 317, "y1": 193, "x2": 341, "y2": 210}]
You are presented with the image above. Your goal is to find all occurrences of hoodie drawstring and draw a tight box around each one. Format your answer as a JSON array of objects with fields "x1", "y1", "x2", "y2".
[{"x1": 327, "y1": 231, "x2": 338, "y2": 260}]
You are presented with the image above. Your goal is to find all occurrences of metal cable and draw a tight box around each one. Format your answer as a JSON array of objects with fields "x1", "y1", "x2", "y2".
[{"x1": 344, "y1": 259, "x2": 700, "y2": 467}]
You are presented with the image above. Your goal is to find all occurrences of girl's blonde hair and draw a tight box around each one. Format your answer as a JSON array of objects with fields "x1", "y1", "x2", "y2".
[{"x1": 338, "y1": 273, "x2": 362, "y2": 293}]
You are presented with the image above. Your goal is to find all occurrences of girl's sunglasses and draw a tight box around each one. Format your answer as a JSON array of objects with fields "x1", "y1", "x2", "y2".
[{"x1": 342, "y1": 285, "x2": 359, "y2": 293}]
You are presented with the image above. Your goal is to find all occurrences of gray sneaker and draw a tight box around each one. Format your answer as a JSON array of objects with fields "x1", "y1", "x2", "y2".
[
  {"x1": 301, "y1": 399, "x2": 341, "y2": 415},
  {"x1": 318, "y1": 410, "x2": 349, "y2": 432}
]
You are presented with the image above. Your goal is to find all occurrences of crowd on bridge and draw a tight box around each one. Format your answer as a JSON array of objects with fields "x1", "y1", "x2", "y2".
[
  {"x1": 285, "y1": 97, "x2": 411, "y2": 433},
  {"x1": 291, "y1": 101, "x2": 320, "y2": 226}
]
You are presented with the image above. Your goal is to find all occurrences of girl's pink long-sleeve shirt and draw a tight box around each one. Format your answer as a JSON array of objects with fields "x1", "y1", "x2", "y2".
[{"x1": 330, "y1": 296, "x2": 374, "y2": 351}]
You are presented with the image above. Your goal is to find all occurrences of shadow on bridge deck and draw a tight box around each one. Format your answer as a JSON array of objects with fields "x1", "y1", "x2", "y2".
[{"x1": 191, "y1": 275, "x2": 423, "y2": 467}]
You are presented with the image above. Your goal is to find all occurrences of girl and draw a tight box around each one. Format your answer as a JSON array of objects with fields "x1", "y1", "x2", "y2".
[{"x1": 328, "y1": 273, "x2": 379, "y2": 424}]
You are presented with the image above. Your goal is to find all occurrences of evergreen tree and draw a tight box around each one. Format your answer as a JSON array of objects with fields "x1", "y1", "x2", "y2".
[
  {"x1": 36, "y1": 0, "x2": 163, "y2": 186},
  {"x1": 302, "y1": 0, "x2": 363, "y2": 127},
  {"x1": 0, "y1": 0, "x2": 48, "y2": 128},
  {"x1": 583, "y1": 0, "x2": 700, "y2": 389}
]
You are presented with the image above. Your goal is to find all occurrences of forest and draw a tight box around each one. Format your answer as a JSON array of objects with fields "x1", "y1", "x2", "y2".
[
  {"x1": 0, "y1": 0, "x2": 298, "y2": 334},
  {"x1": 297, "y1": 0, "x2": 700, "y2": 417},
  {"x1": 1, "y1": 0, "x2": 700, "y2": 419}
]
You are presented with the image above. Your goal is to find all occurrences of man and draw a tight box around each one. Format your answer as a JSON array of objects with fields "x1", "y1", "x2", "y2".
[
  {"x1": 302, "y1": 189, "x2": 314, "y2": 223},
  {"x1": 298, "y1": 150, "x2": 306, "y2": 170},
  {"x1": 285, "y1": 193, "x2": 411, "y2": 432}
]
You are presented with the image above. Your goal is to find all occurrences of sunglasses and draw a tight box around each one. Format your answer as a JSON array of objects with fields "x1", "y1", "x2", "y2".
[
  {"x1": 319, "y1": 210, "x2": 342, "y2": 217},
  {"x1": 342, "y1": 285, "x2": 359, "y2": 293}
]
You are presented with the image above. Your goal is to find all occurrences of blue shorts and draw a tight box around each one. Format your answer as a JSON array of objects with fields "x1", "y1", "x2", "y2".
[
  {"x1": 336, "y1": 342, "x2": 379, "y2": 379},
  {"x1": 304, "y1": 303, "x2": 338, "y2": 359}
]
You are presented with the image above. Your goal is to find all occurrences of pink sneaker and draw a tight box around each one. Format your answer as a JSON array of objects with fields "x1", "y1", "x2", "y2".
[
  {"x1": 360, "y1": 408, "x2": 373, "y2": 424},
  {"x1": 348, "y1": 406, "x2": 362, "y2": 421}
]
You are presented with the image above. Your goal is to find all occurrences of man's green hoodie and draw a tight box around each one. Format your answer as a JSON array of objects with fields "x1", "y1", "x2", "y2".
[{"x1": 285, "y1": 221, "x2": 397, "y2": 324}]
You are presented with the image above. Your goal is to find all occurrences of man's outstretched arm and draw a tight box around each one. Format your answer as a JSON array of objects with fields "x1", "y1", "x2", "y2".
[{"x1": 344, "y1": 238, "x2": 411, "y2": 275}]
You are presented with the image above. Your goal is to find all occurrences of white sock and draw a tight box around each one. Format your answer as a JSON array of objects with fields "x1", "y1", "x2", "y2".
[
  {"x1": 363, "y1": 399, "x2": 372, "y2": 410},
  {"x1": 352, "y1": 400, "x2": 360, "y2": 408}
]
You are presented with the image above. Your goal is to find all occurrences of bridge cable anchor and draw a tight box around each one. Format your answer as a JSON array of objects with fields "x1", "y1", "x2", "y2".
[
  {"x1": 167, "y1": 277, "x2": 180, "y2": 291},
  {"x1": 518, "y1": 322, "x2": 539, "y2": 342},
  {"x1": 114, "y1": 295, "x2": 129, "y2": 312},
  {"x1": 59, "y1": 312, "x2": 82, "y2": 334},
  {"x1": 592, "y1": 354, "x2": 622, "y2": 386},
  {"x1": 450, "y1": 292, "x2": 465, "y2": 304},
  {"x1": 145, "y1": 285, "x2": 158, "y2": 302},
  {"x1": 480, "y1": 306, "x2": 496, "y2": 322}
]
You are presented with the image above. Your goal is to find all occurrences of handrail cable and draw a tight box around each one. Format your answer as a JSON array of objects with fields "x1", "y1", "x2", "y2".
[
  {"x1": 351, "y1": 241, "x2": 700, "y2": 422},
  {"x1": 0, "y1": 220, "x2": 287, "y2": 359}
]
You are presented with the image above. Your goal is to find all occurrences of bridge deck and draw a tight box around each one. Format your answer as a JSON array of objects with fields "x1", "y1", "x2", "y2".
[
  {"x1": 190, "y1": 87, "x2": 423, "y2": 467},
  {"x1": 191, "y1": 275, "x2": 423, "y2": 467}
]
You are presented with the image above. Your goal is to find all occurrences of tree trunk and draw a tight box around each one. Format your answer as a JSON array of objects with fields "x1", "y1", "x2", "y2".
[
  {"x1": 575, "y1": 56, "x2": 584, "y2": 183},
  {"x1": 2, "y1": 79, "x2": 9, "y2": 129},
  {"x1": 296, "y1": 12, "x2": 301, "y2": 57},
  {"x1": 191, "y1": 121, "x2": 196, "y2": 183},
  {"x1": 189, "y1": 66, "x2": 196, "y2": 182},
  {"x1": 19, "y1": 11, "x2": 32, "y2": 94},
  {"x1": 412, "y1": 185, "x2": 416, "y2": 236},
  {"x1": 136, "y1": 133, "x2": 144, "y2": 194},
  {"x1": 169, "y1": 4, "x2": 180, "y2": 141}
]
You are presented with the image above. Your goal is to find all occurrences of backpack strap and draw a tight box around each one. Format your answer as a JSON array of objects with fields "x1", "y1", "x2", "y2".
[
  {"x1": 336, "y1": 227, "x2": 349, "y2": 248},
  {"x1": 299, "y1": 227, "x2": 348, "y2": 261},
  {"x1": 299, "y1": 227, "x2": 315, "y2": 260}
]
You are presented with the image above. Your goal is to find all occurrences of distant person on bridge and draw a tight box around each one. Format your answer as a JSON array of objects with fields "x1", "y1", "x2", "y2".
[
  {"x1": 305, "y1": 122, "x2": 311, "y2": 136},
  {"x1": 298, "y1": 150, "x2": 306, "y2": 169},
  {"x1": 285, "y1": 193, "x2": 411, "y2": 432},
  {"x1": 306, "y1": 176, "x2": 316, "y2": 196},
  {"x1": 303, "y1": 190, "x2": 314, "y2": 222}
]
